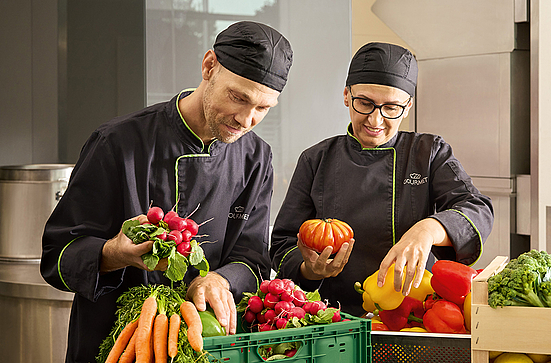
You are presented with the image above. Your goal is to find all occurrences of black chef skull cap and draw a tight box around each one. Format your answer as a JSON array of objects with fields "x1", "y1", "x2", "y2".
[
  {"x1": 346, "y1": 42, "x2": 417, "y2": 97},
  {"x1": 213, "y1": 21, "x2": 293, "y2": 92}
]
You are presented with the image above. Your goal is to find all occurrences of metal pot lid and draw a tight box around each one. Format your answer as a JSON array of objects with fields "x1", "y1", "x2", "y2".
[{"x1": 0, "y1": 164, "x2": 74, "y2": 182}]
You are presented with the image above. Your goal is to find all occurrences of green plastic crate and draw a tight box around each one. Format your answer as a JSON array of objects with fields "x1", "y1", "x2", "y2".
[{"x1": 203, "y1": 313, "x2": 371, "y2": 362}]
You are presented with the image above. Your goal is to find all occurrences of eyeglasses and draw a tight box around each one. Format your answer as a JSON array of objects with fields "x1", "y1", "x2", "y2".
[{"x1": 348, "y1": 86, "x2": 411, "y2": 119}]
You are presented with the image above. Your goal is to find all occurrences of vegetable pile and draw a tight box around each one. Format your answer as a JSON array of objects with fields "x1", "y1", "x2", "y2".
[
  {"x1": 298, "y1": 218, "x2": 354, "y2": 254},
  {"x1": 357, "y1": 260, "x2": 478, "y2": 333},
  {"x1": 96, "y1": 284, "x2": 209, "y2": 363},
  {"x1": 237, "y1": 278, "x2": 342, "y2": 333},
  {"x1": 488, "y1": 249, "x2": 551, "y2": 308},
  {"x1": 123, "y1": 205, "x2": 210, "y2": 282}
]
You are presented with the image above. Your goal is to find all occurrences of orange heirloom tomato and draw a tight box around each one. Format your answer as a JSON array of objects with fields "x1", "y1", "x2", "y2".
[{"x1": 298, "y1": 218, "x2": 354, "y2": 254}]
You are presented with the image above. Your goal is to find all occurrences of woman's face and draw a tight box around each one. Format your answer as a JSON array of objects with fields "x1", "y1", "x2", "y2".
[{"x1": 344, "y1": 84, "x2": 412, "y2": 148}]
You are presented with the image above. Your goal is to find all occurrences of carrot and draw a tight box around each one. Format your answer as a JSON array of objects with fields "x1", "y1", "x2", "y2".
[
  {"x1": 153, "y1": 312, "x2": 168, "y2": 363},
  {"x1": 180, "y1": 301, "x2": 203, "y2": 352},
  {"x1": 118, "y1": 328, "x2": 138, "y2": 363},
  {"x1": 104, "y1": 319, "x2": 138, "y2": 363},
  {"x1": 135, "y1": 294, "x2": 158, "y2": 363},
  {"x1": 168, "y1": 313, "x2": 181, "y2": 359}
]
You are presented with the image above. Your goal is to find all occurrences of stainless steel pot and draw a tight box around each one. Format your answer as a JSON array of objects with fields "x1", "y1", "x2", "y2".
[{"x1": 0, "y1": 164, "x2": 74, "y2": 259}]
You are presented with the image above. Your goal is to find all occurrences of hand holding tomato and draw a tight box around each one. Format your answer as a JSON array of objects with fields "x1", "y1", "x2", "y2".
[{"x1": 297, "y1": 218, "x2": 355, "y2": 280}]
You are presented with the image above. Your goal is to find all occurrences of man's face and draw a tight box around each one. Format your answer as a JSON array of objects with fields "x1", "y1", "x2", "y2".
[
  {"x1": 344, "y1": 84, "x2": 412, "y2": 148},
  {"x1": 202, "y1": 66, "x2": 280, "y2": 144}
]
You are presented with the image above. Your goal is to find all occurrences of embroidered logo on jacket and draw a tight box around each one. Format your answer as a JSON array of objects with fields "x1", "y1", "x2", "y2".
[
  {"x1": 228, "y1": 206, "x2": 249, "y2": 220},
  {"x1": 403, "y1": 173, "x2": 428, "y2": 186}
]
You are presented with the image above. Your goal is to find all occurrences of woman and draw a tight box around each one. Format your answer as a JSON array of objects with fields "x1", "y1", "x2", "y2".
[{"x1": 269, "y1": 42, "x2": 493, "y2": 316}]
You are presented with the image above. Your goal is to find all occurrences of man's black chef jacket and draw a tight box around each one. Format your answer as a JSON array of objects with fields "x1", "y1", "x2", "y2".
[
  {"x1": 270, "y1": 127, "x2": 494, "y2": 317},
  {"x1": 41, "y1": 90, "x2": 273, "y2": 362}
]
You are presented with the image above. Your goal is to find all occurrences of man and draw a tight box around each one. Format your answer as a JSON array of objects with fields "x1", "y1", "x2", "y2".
[
  {"x1": 41, "y1": 21, "x2": 292, "y2": 362},
  {"x1": 270, "y1": 42, "x2": 493, "y2": 317}
]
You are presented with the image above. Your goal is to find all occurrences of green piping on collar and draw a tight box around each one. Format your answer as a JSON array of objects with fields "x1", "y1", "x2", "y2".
[
  {"x1": 276, "y1": 245, "x2": 299, "y2": 278},
  {"x1": 175, "y1": 89, "x2": 216, "y2": 154}
]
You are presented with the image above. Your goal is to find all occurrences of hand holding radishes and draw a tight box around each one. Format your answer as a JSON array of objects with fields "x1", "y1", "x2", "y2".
[{"x1": 119, "y1": 205, "x2": 211, "y2": 282}]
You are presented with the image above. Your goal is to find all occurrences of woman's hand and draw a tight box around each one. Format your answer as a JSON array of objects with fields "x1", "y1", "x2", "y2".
[
  {"x1": 186, "y1": 272, "x2": 236, "y2": 335},
  {"x1": 298, "y1": 234, "x2": 355, "y2": 280},
  {"x1": 377, "y1": 218, "x2": 451, "y2": 296}
]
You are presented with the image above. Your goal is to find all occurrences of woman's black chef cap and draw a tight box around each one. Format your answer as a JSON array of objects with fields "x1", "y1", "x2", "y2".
[
  {"x1": 213, "y1": 21, "x2": 293, "y2": 93},
  {"x1": 346, "y1": 42, "x2": 418, "y2": 97}
]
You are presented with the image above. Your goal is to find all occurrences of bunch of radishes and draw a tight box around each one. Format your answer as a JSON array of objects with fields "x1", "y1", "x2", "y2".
[
  {"x1": 145, "y1": 206, "x2": 200, "y2": 257},
  {"x1": 239, "y1": 278, "x2": 341, "y2": 332}
]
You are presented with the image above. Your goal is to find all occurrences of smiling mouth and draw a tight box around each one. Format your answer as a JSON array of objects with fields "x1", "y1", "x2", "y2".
[{"x1": 364, "y1": 125, "x2": 383, "y2": 135}]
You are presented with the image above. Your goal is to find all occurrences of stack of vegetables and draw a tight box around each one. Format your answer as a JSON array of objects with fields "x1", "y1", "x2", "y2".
[
  {"x1": 488, "y1": 249, "x2": 551, "y2": 308},
  {"x1": 357, "y1": 260, "x2": 478, "y2": 333},
  {"x1": 96, "y1": 284, "x2": 219, "y2": 363}
]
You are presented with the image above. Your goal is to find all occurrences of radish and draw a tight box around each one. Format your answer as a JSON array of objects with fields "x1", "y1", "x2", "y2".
[
  {"x1": 181, "y1": 229, "x2": 193, "y2": 242},
  {"x1": 185, "y1": 219, "x2": 199, "y2": 236},
  {"x1": 247, "y1": 296, "x2": 264, "y2": 314},
  {"x1": 176, "y1": 240, "x2": 191, "y2": 256},
  {"x1": 256, "y1": 312, "x2": 267, "y2": 324},
  {"x1": 259, "y1": 323, "x2": 275, "y2": 332},
  {"x1": 292, "y1": 290, "x2": 307, "y2": 307},
  {"x1": 302, "y1": 302, "x2": 313, "y2": 314},
  {"x1": 309, "y1": 301, "x2": 326, "y2": 315},
  {"x1": 167, "y1": 230, "x2": 182, "y2": 245},
  {"x1": 268, "y1": 279, "x2": 285, "y2": 295},
  {"x1": 263, "y1": 293, "x2": 280, "y2": 309},
  {"x1": 280, "y1": 291, "x2": 294, "y2": 303},
  {"x1": 164, "y1": 210, "x2": 178, "y2": 223},
  {"x1": 259, "y1": 280, "x2": 270, "y2": 294},
  {"x1": 276, "y1": 318, "x2": 288, "y2": 330},
  {"x1": 282, "y1": 279, "x2": 295, "y2": 293},
  {"x1": 274, "y1": 301, "x2": 293, "y2": 315},
  {"x1": 147, "y1": 206, "x2": 164, "y2": 224},
  {"x1": 157, "y1": 231, "x2": 168, "y2": 241},
  {"x1": 332, "y1": 310, "x2": 341, "y2": 322},
  {"x1": 264, "y1": 309, "x2": 277, "y2": 323},
  {"x1": 288, "y1": 306, "x2": 306, "y2": 319},
  {"x1": 168, "y1": 216, "x2": 187, "y2": 232},
  {"x1": 285, "y1": 348, "x2": 297, "y2": 357},
  {"x1": 244, "y1": 309, "x2": 256, "y2": 324}
]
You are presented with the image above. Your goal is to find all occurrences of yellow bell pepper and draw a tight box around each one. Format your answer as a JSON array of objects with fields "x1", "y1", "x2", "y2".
[
  {"x1": 463, "y1": 292, "x2": 471, "y2": 332},
  {"x1": 407, "y1": 268, "x2": 434, "y2": 302},
  {"x1": 362, "y1": 264, "x2": 405, "y2": 311},
  {"x1": 400, "y1": 326, "x2": 428, "y2": 333},
  {"x1": 362, "y1": 291, "x2": 377, "y2": 312}
]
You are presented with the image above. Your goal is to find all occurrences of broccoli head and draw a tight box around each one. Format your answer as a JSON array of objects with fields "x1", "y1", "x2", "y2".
[{"x1": 487, "y1": 250, "x2": 551, "y2": 308}]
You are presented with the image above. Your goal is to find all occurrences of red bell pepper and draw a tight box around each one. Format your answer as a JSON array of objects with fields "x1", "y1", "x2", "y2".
[
  {"x1": 430, "y1": 260, "x2": 477, "y2": 305},
  {"x1": 423, "y1": 300, "x2": 466, "y2": 334},
  {"x1": 423, "y1": 293, "x2": 442, "y2": 310},
  {"x1": 378, "y1": 296, "x2": 424, "y2": 331}
]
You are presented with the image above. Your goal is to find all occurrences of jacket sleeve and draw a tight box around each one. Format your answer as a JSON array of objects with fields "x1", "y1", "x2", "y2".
[
  {"x1": 40, "y1": 130, "x2": 128, "y2": 301},
  {"x1": 215, "y1": 153, "x2": 274, "y2": 300},
  {"x1": 428, "y1": 137, "x2": 494, "y2": 266},
  {"x1": 270, "y1": 151, "x2": 317, "y2": 284}
]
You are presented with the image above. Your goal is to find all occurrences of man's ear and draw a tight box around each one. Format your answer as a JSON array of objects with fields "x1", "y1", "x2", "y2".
[{"x1": 201, "y1": 50, "x2": 218, "y2": 80}]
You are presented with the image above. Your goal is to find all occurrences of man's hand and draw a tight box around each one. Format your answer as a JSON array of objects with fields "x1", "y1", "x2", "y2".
[
  {"x1": 100, "y1": 215, "x2": 168, "y2": 273},
  {"x1": 186, "y1": 272, "x2": 236, "y2": 335},
  {"x1": 377, "y1": 218, "x2": 451, "y2": 296},
  {"x1": 298, "y1": 234, "x2": 354, "y2": 280}
]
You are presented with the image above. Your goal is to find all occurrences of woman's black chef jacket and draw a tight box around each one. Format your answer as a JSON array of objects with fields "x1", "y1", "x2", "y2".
[
  {"x1": 270, "y1": 126, "x2": 494, "y2": 317},
  {"x1": 41, "y1": 90, "x2": 273, "y2": 362}
]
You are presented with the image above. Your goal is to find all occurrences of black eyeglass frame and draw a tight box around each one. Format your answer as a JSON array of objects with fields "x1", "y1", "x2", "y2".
[{"x1": 347, "y1": 86, "x2": 411, "y2": 119}]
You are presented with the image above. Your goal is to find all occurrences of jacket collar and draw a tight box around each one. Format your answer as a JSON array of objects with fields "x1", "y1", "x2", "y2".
[{"x1": 346, "y1": 123, "x2": 398, "y2": 150}]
